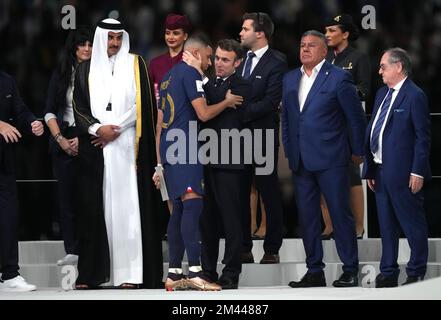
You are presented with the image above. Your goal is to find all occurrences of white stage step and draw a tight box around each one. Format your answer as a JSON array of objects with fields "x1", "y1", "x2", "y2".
[
  {"x1": 18, "y1": 238, "x2": 441, "y2": 263},
  {"x1": 15, "y1": 261, "x2": 441, "y2": 289},
  {"x1": 10, "y1": 239, "x2": 441, "y2": 289}
]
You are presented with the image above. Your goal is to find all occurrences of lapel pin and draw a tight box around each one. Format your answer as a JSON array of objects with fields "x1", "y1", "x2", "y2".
[
  {"x1": 325, "y1": 71, "x2": 329, "y2": 75},
  {"x1": 256, "y1": 75, "x2": 262, "y2": 79}
]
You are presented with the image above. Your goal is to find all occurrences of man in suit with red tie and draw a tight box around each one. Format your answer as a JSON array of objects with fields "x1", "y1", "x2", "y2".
[
  {"x1": 363, "y1": 48, "x2": 431, "y2": 288},
  {"x1": 282, "y1": 31, "x2": 366, "y2": 287}
]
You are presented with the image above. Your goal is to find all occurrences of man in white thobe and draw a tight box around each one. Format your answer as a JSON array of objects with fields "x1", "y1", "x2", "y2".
[{"x1": 73, "y1": 18, "x2": 164, "y2": 288}]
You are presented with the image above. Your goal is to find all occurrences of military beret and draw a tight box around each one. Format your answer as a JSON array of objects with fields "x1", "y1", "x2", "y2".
[{"x1": 324, "y1": 14, "x2": 359, "y2": 41}]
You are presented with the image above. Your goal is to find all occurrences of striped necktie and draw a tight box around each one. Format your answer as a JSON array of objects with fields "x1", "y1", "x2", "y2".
[
  {"x1": 370, "y1": 88, "x2": 394, "y2": 153},
  {"x1": 243, "y1": 51, "x2": 256, "y2": 79}
]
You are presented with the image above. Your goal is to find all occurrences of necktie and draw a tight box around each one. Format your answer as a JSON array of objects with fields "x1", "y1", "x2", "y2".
[
  {"x1": 215, "y1": 77, "x2": 224, "y2": 87},
  {"x1": 243, "y1": 51, "x2": 256, "y2": 79},
  {"x1": 370, "y1": 88, "x2": 394, "y2": 153}
]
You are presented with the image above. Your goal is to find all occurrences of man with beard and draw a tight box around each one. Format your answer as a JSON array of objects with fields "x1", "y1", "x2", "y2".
[{"x1": 73, "y1": 18, "x2": 163, "y2": 289}]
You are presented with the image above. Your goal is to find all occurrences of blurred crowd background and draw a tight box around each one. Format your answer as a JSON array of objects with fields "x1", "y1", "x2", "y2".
[{"x1": 0, "y1": 0, "x2": 440, "y2": 240}]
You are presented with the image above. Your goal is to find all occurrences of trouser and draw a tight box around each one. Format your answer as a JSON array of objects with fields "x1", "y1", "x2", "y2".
[
  {"x1": 53, "y1": 151, "x2": 79, "y2": 255},
  {"x1": 242, "y1": 148, "x2": 283, "y2": 255},
  {"x1": 0, "y1": 173, "x2": 20, "y2": 280},
  {"x1": 293, "y1": 159, "x2": 359, "y2": 274},
  {"x1": 201, "y1": 167, "x2": 245, "y2": 281}
]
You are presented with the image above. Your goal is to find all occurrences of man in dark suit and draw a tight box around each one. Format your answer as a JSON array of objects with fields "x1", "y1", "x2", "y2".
[
  {"x1": 0, "y1": 71, "x2": 43, "y2": 291},
  {"x1": 282, "y1": 31, "x2": 366, "y2": 287},
  {"x1": 238, "y1": 12, "x2": 288, "y2": 264},
  {"x1": 363, "y1": 48, "x2": 431, "y2": 288},
  {"x1": 198, "y1": 39, "x2": 251, "y2": 289}
]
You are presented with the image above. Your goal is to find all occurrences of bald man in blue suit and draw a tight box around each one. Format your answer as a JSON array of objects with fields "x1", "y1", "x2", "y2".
[
  {"x1": 282, "y1": 31, "x2": 366, "y2": 287},
  {"x1": 363, "y1": 48, "x2": 431, "y2": 288}
]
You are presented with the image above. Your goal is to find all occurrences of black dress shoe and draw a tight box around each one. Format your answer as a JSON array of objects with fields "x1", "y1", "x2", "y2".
[
  {"x1": 201, "y1": 272, "x2": 218, "y2": 283},
  {"x1": 375, "y1": 273, "x2": 398, "y2": 288},
  {"x1": 356, "y1": 229, "x2": 365, "y2": 240},
  {"x1": 288, "y1": 271, "x2": 326, "y2": 288},
  {"x1": 217, "y1": 277, "x2": 238, "y2": 290},
  {"x1": 402, "y1": 275, "x2": 424, "y2": 286},
  {"x1": 321, "y1": 232, "x2": 333, "y2": 240},
  {"x1": 251, "y1": 233, "x2": 265, "y2": 240},
  {"x1": 332, "y1": 272, "x2": 358, "y2": 287},
  {"x1": 259, "y1": 253, "x2": 280, "y2": 264},
  {"x1": 241, "y1": 252, "x2": 254, "y2": 263}
]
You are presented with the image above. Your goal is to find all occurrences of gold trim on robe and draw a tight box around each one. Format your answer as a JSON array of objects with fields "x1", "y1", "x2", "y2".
[{"x1": 134, "y1": 55, "x2": 142, "y2": 161}]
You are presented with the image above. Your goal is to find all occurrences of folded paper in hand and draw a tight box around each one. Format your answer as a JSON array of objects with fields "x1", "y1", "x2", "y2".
[{"x1": 155, "y1": 165, "x2": 169, "y2": 201}]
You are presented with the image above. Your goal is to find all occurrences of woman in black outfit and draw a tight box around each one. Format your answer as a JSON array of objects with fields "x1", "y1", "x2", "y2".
[{"x1": 44, "y1": 27, "x2": 92, "y2": 265}]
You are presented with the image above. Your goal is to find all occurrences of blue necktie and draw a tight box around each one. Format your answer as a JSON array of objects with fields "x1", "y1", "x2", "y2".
[
  {"x1": 243, "y1": 51, "x2": 256, "y2": 79},
  {"x1": 370, "y1": 88, "x2": 394, "y2": 154}
]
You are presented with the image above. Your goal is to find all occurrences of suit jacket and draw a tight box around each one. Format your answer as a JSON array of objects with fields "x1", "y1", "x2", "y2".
[
  {"x1": 362, "y1": 78, "x2": 431, "y2": 185},
  {"x1": 236, "y1": 48, "x2": 287, "y2": 140},
  {"x1": 326, "y1": 46, "x2": 371, "y2": 101},
  {"x1": 203, "y1": 73, "x2": 252, "y2": 169},
  {"x1": 281, "y1": 61, "x2": 366, "y2": 172},
  {"x1": 0, "y1": 71, "x2": 36, "y2": 174},
  {"x1": 44, "y1": 69, "x2": 79, "y2": 155}
]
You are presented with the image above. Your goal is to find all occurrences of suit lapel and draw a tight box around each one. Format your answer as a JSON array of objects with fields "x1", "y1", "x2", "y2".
[
  {"x1": 384, "y1": 79, "x2": 409, "y2": 128},
  {"x1": 237, "y1": 49, "x2": 272, "y2": 81},
  {"x1": 367, "y1": 88, "x2": 386, "y2": 139},
  {"x1": 249, "y1": 49, "x2": 271, "y2": 80},
  {"x1": 291, "y1": 70, "x2": 302, "y2": 113},
  {"x1": 302, "y1": 61, "x2": 331, "y2": 113},
  {"x1": 237, "y1": 59, "x2": 244, "y2": 76},
  {"x1": 372, "y1": 88, "x2": 387, "y2": 118}
]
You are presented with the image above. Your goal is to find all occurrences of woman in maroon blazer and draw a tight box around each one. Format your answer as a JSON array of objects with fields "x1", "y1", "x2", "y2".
[{"x1": 149, "y1": 13, "x2": 191, "y2": 102}]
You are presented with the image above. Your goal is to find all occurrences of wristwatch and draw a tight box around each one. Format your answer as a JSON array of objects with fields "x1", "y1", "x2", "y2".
[{"x1": 53, "y1": 133, "x2": 64, "y2": 143}]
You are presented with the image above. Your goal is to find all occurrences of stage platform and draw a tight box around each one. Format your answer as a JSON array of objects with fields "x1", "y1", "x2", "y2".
[
  {"x1": 1, "y1": 239, "x2": 440, "y2": 299},
  {"x1": 1, "y1": 278, "x2": 440, "y2": 300}
]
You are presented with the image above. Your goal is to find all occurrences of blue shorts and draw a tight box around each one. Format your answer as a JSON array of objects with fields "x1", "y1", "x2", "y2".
[{"x1": 163, "y1": 163, "x2": 205, "y2": 200}]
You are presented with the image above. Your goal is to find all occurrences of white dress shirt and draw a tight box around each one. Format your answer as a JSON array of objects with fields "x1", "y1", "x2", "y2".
[{"x1": 298, "y1": 59, "x2": 326, "y2": 112}]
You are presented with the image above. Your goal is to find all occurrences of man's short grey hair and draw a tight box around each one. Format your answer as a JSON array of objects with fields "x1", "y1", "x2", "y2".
[
  {"x1": 301, "y1": 30, "x2": 327, "y2": 47},
  {"x1": 184, "y1": 34, "x2": 211, "y2": 50},
  {"x1": 385, "y1": 47, "x2": 412, "y2": 76}
]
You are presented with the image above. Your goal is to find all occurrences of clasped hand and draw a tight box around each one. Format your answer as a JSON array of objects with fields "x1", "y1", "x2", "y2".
[
  {"x1": 59, "y1": 137, "x2": 78, "y2": 156},
  {"x1": 96, "y1": 125, "x2": 120, "y2": 143},
  {"x1": 0, "y1": 120, "x2": 43, "y2": 143}
]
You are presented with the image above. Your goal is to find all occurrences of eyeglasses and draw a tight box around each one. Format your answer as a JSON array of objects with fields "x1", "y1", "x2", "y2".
[{"x1": 379, "y1": 61, "x2": 399, "y2": 71}]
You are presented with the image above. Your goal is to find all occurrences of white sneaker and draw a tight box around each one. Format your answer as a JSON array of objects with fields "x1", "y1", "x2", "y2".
[
  {"x1": 57, "y1": 254, "x2": 78, "y2": 266},
  {"x1": 0, "y1": 276, "x2": 37, "y2": 292}
]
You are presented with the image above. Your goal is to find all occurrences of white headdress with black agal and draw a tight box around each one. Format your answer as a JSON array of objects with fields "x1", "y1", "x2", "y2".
[{"x1": 89, "y1": 18, "x2": 136, "y2": 124}]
